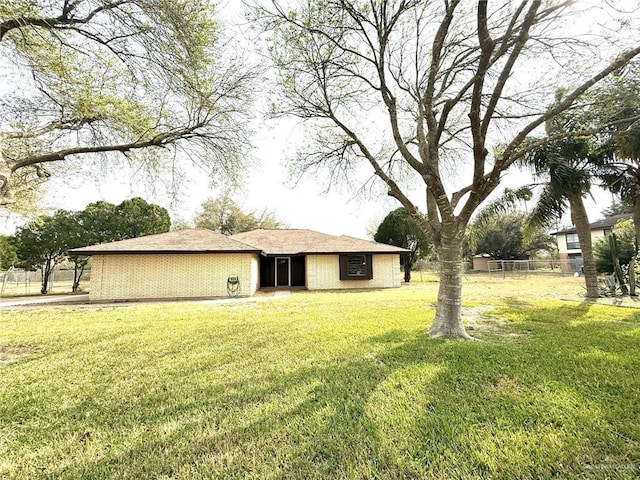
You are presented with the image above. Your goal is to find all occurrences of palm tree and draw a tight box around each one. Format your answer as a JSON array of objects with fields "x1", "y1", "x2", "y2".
[
  {"x1": 593, "y1": 73, "x2": 640, "y2": 294},
  {"x1": 522, "y1": 111, "x2": 604, "y2": 299}
]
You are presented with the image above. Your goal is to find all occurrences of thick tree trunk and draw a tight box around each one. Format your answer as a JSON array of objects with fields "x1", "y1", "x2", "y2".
[
  {"x1": 428, "y1": 233, "x2": 472, "y2": 339},
  {"x1": 569, "y1": 196, "x2": 599, "y2": 298}
]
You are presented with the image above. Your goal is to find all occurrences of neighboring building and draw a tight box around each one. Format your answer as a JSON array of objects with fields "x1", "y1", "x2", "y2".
[
  {"x1": 71, "y1": 228, "x2": 407, "y2": 302},
  {"x1": 551, "y1": 213, "x2": 633, "y2": 273},
  {"x1": 472, "y1": 255, "x2": 491, "y2": 271}
]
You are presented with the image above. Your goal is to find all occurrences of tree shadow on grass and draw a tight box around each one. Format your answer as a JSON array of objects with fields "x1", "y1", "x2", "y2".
[{"x1": 5, "y1": 303, "x2": 640, "y2": 479}]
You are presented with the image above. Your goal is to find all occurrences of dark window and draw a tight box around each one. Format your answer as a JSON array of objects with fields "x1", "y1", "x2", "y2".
[
  {"x1": 339, "y1": 254, "x2": 373, "y2": 280},
  {"x1": 290, "y1": 256, "x2": 306, "y2": 287},
  {"x1": 348, "y1": 255, "x2": 366, "y2": 276},
  {"x1": 565, "y1": 233, "x2": 580, "y2": 250},
  {"x1": 260, "y1": 257, "x2": 276, "y2": 287}
]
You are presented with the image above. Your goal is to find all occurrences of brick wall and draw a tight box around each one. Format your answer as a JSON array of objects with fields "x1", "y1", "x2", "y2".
[
  {"x1": 89, "y1": 253, "x2": 259, "y2": 301},
  {"x1": 306, "y1": 254, "x2": 402, "y2": 290}
]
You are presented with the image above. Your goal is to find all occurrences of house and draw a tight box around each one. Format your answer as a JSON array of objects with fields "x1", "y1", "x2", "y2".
[
  {"x1": 70, "y1": 228, "x2": 408, "y2": 301},
  {"x1": 551, "y1": 213, "x2": 633, "y2": 273}
]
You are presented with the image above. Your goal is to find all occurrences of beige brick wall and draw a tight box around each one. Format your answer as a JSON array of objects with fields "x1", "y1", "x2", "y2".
[
  {"x1": 89, "y1": 253, "x2": 259, "y2": 301},
  {"x1": 306, "y1": 254, "x2": 402, "y2": 290},
  {"x1": 249, "y1": 255, "x2": 259, "y2": 294}
]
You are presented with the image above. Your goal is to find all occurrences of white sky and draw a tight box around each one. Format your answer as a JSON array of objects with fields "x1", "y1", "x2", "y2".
[{"x1": 0, "y1": 1, "x2": 632, "y2": 238}]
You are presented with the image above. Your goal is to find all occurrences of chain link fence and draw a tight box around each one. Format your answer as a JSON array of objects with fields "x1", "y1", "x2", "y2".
[
  {"x1": 412, "y1": 258, "x2": 582, "y2": 281},
  {"x1": 0, "y1": 268, "x2": 91, "y2": 296}
]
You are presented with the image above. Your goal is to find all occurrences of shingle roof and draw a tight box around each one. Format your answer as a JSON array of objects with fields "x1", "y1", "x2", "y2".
[
  {"x1": 231, "y1": 229, "x2": 409, "y2": 255},
  {"x1": 302, "y1": 235, "x2": 409, "y2": 254},
  {"x1": 551, "y1": 213, "x2": 633, "y2": 235},
  {"x1": 230, "y1": 229, "x2": 336, "y2": 255},
  {"x1": 69, "y1": 229, "x2": 260, "y2": 255},
  {"x1": 70, "y1": 228, "x2": 410, "y2": 256}
]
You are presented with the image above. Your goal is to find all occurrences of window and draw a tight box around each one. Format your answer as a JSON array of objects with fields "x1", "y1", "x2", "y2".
[
  {"x1": 348, "y1": 255, "x2": 366, "y2": 276},
  {"x1": 565, "y1": 233, "x2": 580, "y2": 250},
  {"x1": 339, "y1": 254, "x2": 373, "y2": 280}
]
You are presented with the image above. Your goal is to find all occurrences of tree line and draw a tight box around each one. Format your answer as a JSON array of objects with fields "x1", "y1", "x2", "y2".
[
  {"x1": 1, "y1": 194, "x2": 283, "y2": 294},
  {"x1": 1, "y1": 198, "x2": 171, "y2": 294},
  {"x1": 375, "y1": 198, "x2": 635, "y2": 287}
]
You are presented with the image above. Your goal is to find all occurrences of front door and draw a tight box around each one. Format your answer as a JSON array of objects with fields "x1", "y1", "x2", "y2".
[{"x1": 276, "y1": 257, "x2": 290, "y2": 287}]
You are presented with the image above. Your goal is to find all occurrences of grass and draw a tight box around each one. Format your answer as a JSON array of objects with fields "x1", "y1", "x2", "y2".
[
  {"x1": 1, "y1": 280, "x2": 89, "y2": 298},
  {"x1": 1, "y1": 275, "x2": 639, "y2": 479}
]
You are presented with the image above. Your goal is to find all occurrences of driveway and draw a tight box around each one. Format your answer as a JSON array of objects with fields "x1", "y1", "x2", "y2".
[
  {"x1": 1, "y1": 294, "x2": 90, "y2": 308},
  {"x1": 0, "y1": 291, "x2": 291, "y2": 309}
]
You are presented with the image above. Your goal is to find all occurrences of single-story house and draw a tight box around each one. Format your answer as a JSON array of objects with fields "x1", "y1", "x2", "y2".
[
  {"x1": 70, "y1": 228, "x2": 408, "y2": 301},
  {"x1": 551, "y1": 213, "x2": 633, "y2": 273}
]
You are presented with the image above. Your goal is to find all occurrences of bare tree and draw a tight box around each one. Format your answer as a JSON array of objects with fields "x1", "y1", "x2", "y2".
[
  {"x1": 194, "y1": 193, "x2": 284, "y2": 234},
  {"x1": 252, "y1": 0, "x2": 640, "y2": 338},
  {"x1": 0, "y1": 0, "x2": 257, "y2": 207}
]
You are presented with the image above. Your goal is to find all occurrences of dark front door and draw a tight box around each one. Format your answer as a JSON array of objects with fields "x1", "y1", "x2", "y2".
[{"x1": 276, "y1": 257, "x2": 290, "y2": 287}]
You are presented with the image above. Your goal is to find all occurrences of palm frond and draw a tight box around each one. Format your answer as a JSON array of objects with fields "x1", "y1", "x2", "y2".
[
  {"x1": 524, "y1": 184, "x2": 568, "y2": 233},
  {"x1": 472, "y1": 187, "x2": 533, "y2": 228}
]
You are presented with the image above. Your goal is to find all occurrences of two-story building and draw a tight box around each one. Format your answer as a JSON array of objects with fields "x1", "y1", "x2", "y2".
[{"x1": 551, "y1": 213, "x2": 633, "y2": 273}]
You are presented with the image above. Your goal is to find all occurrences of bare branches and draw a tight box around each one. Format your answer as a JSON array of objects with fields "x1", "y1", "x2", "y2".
[
  {"x1": 3, "y1": 116, "x2": 104, "y2": 140},
  {"x1": 1, "y1": 1, "x2": 258, "y2": 207},
  {"x1": 256, "y1": 0, "x2": 640, "y2": 237},
  {"x1": 500, "y1": 44, "x2": 640, "y2": 170},
  {"x1": 0, "y1": 1, "x2": 132, "y2": 42},
  {"x1": 10, "y1": 125, "x2": 202, "y2": 171}
]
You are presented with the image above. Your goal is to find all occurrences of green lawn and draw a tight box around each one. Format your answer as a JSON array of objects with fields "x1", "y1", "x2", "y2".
[{"x1": 1, "y1": 277, "x2": 639, "y2": 479}]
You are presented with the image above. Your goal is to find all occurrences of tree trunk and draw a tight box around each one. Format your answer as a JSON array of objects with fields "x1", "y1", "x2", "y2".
[
  {"x1": 629, "y1": 252, "x2": 637, "y2": 296},
  {"x1": 72, "y1": 262, "x2": 84, "y2": 292},
  {"x1": 569, "y1": 195, "x2": 599, "y2": 298},
  {"x1": 404, "y1": 261, "x2": 411, "y2": 283},
  {"x1": 428, "y1": 232, "x2": 472, "y2": 339},
  {"x1": 631, "y1": 176, "x2": 640, "y2": 296},
  {"x1": 41, "y1": 259, "x2": 53, "y2": 294}
]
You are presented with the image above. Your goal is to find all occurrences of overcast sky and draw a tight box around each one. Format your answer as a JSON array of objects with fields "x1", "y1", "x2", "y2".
[{"x1": 0, "y1": 1, "x2": 631, "y2": 238}]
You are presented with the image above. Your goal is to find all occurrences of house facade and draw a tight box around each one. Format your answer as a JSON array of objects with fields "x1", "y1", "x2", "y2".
[
  {"x1": 71, "y1": 228, "x2": 407, "y2": 301},
  {"x1": 551, "y1": 213, "x2": 632, "y2": 273}
]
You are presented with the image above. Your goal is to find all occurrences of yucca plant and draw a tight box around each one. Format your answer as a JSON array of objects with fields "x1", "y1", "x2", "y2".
[{"x1": 609, "y1": 233, "x2": 629, "y2": 295}]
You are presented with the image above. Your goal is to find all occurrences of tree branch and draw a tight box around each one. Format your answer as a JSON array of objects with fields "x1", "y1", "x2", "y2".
[
  {"x1": 9, "y1": 126, "x2": 205, "y2": 172},
  {"x1": 0, "y1": 1, "x2": 132, "y2": 42},
  {"x1": 500, "y1": 44, "x2": 640, "y2": 170}
]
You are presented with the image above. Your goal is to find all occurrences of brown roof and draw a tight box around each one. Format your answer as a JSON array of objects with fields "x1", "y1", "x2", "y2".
[
  {"x1": 230, "y1": 229, "x2": 336, "y2": 255},
  {"x1": 69, "y1": 229, "x2": 260, "y2": 255},
  {"x1": 70, "y1": 228, "x2": 409, "y2": 256},
  {"x1": 231, "y1": 229, "x2": 409, "y2": 255},
  {"x1": 303, "y1": 235, "x2": 409, "y2": 254}
]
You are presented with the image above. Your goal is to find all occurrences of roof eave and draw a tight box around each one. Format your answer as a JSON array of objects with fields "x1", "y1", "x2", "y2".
[
  {"x1": 304, "y1": 250, "x2": 409, "y2": 255},
  {"x1": 69, "y1": 249, "x2": 261, "y2": 256}
]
